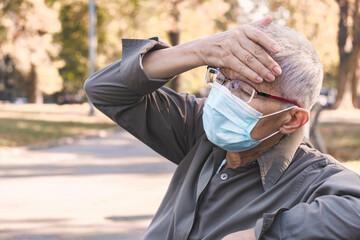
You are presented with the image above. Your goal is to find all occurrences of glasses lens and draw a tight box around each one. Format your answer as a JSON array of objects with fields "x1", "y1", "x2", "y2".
[
  {"x1": 205, "y1": 68, "x2": 256, "y2": 103},
  {"x1": 205, "y1": 67, "x2": 219, "y2": 84},
  {"x1": 230, "y1": 80, "x2": 256, "y2": 103}
]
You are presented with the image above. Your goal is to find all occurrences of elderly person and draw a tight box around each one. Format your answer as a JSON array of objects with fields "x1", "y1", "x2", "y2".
[{"x1": 84, "y1": 17, "x2": 360, "y2": 240}]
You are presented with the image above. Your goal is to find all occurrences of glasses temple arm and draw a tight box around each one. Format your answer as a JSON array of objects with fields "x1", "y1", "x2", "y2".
[{"x1": 258, "y1": 92, "x2": 300, "y2": 107}]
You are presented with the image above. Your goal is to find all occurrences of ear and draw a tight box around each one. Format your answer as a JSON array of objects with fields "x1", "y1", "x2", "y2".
[{"x1": 279, "y1": 107, "x2": 309, "y2": 134}]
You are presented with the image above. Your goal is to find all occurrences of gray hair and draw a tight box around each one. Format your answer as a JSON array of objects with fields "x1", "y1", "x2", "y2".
[{"x1": 258, "y1": 24, "x2": 323, "y2": 110}]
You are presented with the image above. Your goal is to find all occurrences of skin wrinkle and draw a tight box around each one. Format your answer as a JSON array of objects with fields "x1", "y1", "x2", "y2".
[{"x1": 200, "y1": 45, "x2": 209, "y2": 67}]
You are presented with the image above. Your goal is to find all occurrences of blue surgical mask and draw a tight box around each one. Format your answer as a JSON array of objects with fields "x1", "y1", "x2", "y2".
[{"x1": 202, "y1": 82, "x2": 295, "y2": 152}]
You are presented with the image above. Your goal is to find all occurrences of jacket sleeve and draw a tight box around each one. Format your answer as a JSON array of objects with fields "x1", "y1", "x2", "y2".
[
  {"x1": 84, "y1": 37, "x2": 206, "y2": 164},
  {"x1": 254, "y1": 166, "x2": 360, "y2": 240}
]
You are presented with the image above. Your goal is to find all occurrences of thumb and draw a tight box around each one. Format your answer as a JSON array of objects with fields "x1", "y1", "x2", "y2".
[{"x1": 251, "y1": 16, "x2": 273, "y2": 27}]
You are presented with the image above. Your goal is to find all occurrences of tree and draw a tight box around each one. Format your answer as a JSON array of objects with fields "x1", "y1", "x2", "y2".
[
  {"x1": 333, "y1": 0, "x2": 360, "y2": 109},
  {"x1": 167, "y1": 0, "x2": 182, "y2": 91},
  {"x1": 89, "y1": 0, "x2": 240, "y2": 94},
  {"x1": 49, "y1": 0, "x2": 106, "y2": 92},
  {"x1": 166, "y1": 0, "x2": 240, "y2": 92},
  {"x1": 0, "y1": 0, "x2": 63, "y2": 103},
  {"x1": 47, "y1": 0, "x2": 241, "y2": 96}
]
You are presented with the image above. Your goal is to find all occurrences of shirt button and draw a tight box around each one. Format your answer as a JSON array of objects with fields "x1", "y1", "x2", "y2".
[{"x1": 220, "y1": 173, "x2": 228, "y2": 181}]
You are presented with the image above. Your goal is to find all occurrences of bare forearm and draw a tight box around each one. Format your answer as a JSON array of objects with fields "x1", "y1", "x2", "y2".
[{"x1": 142, "y1": 38, "x2": 203, "y2": 79}]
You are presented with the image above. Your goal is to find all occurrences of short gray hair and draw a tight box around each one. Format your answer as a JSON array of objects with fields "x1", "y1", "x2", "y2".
[{"x1": 258, "y1": 24, "x2": 323, "y2": 110}]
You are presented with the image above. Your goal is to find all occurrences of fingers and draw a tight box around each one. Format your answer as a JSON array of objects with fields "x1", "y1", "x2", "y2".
[
  {"x1": 228, "y1": 43, "x2": 269, "y2": 82},
  {"x1": 243, "y1": 25, "x2": 281, "y2": 54},
  {"x1": 206, "y1": 38, "x2": 265, "y2": 83},
  {"x1": 222, "y1": 28, "x2": 281, "y2": 82},
  {"x1": 221, "y1": 54, "x2": 264, "y2": 83},
  {"x1": 198, "y1": 20, "x2": 282, "y2": 83},
  {"x1": 238, "y1": 36, "x2": 282, "y2": 79}
]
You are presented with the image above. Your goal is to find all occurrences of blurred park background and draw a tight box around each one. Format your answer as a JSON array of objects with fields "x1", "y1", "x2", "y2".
[
  {"x1": 0, "y1": 0, "x2": 360, "y2": 239},
  {"x1": 0, "y1": 0, "x2": 359, "y2": 169}
]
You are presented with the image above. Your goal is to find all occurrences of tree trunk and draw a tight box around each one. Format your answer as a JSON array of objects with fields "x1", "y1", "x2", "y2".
[
  {"x1": 333, "y1": 0, "x2": 358, "y2": 109},
  {"x1": 26, "y1": 64, "x2": 43, "y2": 104},
  {"x1": 352, "y1": 59, "x2": 360, "y2": 108},
  {"x1": 168, "y1": 0, "x2": 182, "y2": 92},
  {"x1": 333, "y1": 54, "x2": 357, "y2": 109},
  {"x1": 352, "y1": 0, "x2": 360, "y2": 108},
  {"x1": 168, "y1": 31, "x2": 180, "y2": 92}
]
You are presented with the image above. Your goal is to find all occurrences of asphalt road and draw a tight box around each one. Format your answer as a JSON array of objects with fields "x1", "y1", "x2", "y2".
[{"x1": 0, "y1": 130, "x2": 176, "y2": 240}]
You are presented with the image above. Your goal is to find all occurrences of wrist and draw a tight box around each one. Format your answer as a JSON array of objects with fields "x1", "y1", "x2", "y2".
[{"x1": 174, "y1": 38, "x2": 206, "y2": 68}]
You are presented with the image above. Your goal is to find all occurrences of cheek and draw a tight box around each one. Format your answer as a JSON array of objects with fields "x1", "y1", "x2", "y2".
[
  {"x1": 250, "y1": 98, "x2": 283, "y2": 114},
  {"x1": 247, "y1": 100, "x2": 263, "y2": 112},
  {"x1": 250, "y1": 115, "x2": 283, "y2": 140}
]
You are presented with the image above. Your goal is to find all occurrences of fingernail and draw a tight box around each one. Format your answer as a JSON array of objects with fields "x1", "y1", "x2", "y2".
[
  {"x1": 267, "y1": 73, "x2": 275, "y2": 81},
  {"x1": 273, "y1": 66, "x2": 282, "y2": 75},
  {"x1": 272, "y1": 44, "x2": 280, "y2": 52},
  {"x1": 256, "y1": 76, "x2": 263, "y2": 82}
]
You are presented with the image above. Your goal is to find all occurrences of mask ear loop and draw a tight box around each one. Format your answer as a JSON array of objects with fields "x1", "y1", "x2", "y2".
[
  {"x1": 259, "y1": 130, "x2": 280, "y2": 142},
  {"x1": 259, "y1": 106, "x2": 296, "y2": 119},
  {"x1": 258, "y1": 105, "x2": 297, "y2": 142}
]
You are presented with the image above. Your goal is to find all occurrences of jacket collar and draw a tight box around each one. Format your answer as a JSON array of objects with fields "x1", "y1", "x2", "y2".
[
  {"x1": 210, "y1": 128, "x2": 305, "y2": 191},
  {"x1": 257, "y1": 128, "x2": 305, "y2": 191}
]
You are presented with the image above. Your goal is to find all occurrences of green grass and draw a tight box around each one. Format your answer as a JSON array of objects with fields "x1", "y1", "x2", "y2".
[
  {"x1": 318, "y1": 122, "x2": 360, "y2": 174},
  {"x1": 319, "y1": 122, "x2": 360, "y2": 162},
  {"x1": 0, "y1": 118, "x2": 116, "y2": 147}
]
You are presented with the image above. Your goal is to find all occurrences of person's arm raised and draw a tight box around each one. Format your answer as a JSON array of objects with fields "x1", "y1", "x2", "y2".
[{"x1": 142, "y1": 16, "x2": 282, "y2": 84}]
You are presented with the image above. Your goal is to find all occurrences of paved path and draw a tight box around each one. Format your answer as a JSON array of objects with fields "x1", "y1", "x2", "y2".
[{"x1": 0, "y1": 130, "x2": 176, "y2": 240}]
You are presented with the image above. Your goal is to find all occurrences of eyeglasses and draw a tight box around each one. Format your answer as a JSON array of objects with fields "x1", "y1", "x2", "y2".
[{"x1": 205, "y1": 67, "x2": 300, "y2": 107}]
